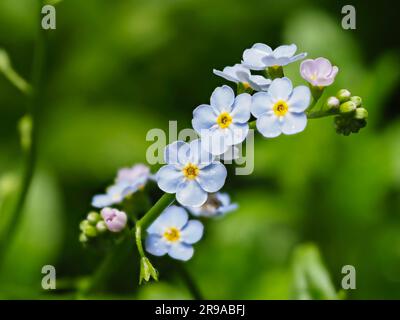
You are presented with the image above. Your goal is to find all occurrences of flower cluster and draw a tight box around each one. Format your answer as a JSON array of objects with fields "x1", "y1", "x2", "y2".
[{"x1": 81, "y1": 42, "x2": 367, "y2": 284}]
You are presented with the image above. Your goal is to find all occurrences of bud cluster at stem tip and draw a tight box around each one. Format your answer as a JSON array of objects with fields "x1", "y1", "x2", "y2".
[{"x1": 333, "y1": 89, "x2": 368, "y2": 136}]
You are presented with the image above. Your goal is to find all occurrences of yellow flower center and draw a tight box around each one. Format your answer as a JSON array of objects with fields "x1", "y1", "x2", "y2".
[
  {"x1": 182, "y1": 163, "x2": 199, "y2": 180},
  {"x1": 273, "y1": 100, "x2": 288, "y2": 116},
  {"x1": 217, "y1": 112, "x2": 233, "y2": 129},
  {"x1": 242, "y1": 82, "x2": 251, "y2": 89},
  {"x1": 164, "y1": 227, "x2": 180, "y2": 242}
]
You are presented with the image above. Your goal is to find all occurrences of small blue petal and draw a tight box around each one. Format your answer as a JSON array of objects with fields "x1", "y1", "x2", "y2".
[
  {"x1": 181, "y1": 220, "x2": 204, "y2": 244},
  {"x1": 256, "y1": 114, "x2": 281, "y2": 138},
  {"x1": 251, "y1": 91, "x2": 274, "y2": 118},
  {"x1": 197, "y1": 162, "x2": 227, "y2": 193},
  {"x1": 147, "y1": 205, "x2": 189, "y2": 234},
  {"x1": 168, "y1": 243, "x2": 194, "y2": 261},
  {"x1": 176, "y1": 180, "x2": 208, "y2": 207},
  {"x1": 145, "y1": 234, "x2": 169, "y2": 256},
  {"x1": 91, "y1": 194, "x2": 113, "y2": 208},
  {"x1": 231, "y1": 93, "x2": 251, "y2": 123},
  {"x1": 288, "y1": 86, "x2": 311, "y2": 113},
  {"x1": 210, "y1": 85, "x2": 235, "y2": 113},
  {"x1": 157, "y1": 164, "x2": 183, "y2": 193},
  {"x1": 164, "y1": 141, "x2": 189, "y2": 166},
  {"x1": 192, "y1": 104, "x2": 218, "y2": 133},
  {"x1": 268, "y1": 77, "x2": 293, "y2": 101},
  {"x1": 281, "y1": 112, "x2": 307, "y2": 135}
]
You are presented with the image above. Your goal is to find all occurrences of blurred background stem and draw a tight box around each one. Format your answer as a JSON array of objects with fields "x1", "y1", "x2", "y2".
[{"x1": 0, "y1": 2, "x2": 46, "y2": 262}]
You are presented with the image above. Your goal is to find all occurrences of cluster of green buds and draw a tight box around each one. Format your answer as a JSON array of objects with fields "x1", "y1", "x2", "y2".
[
  {"x1": 310, "y1": 89, "x2": 368, "y2": 136},
  {"x1": 333, "y1": 89, "x2": 368, "y2": 136},
  {"x1": 79, "y1": 211, "x2": 107, "y2": 243}
]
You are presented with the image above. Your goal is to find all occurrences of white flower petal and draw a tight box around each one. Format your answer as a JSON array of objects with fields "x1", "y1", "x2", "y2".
[
  {"x1": 256, "y1": 113, "x2": 282, "y2": 138},
  {"x1": 192, "y1": 104, "x2": 218, "y2": 133},
  {"x1": 210, "y1": 85, "x2": 235, "y2": 113},
  {"x1": 252, "y1": 43, "x2": 273, "y2": 53},
  {"x1": 281, "y1": 112, "x2": 307, "y2": 135},
  {"x1": 145, "y1": 234, "x2": 169, "y2": 256},
  {"x1": 147, "y1": 205, "x2": 188, "y2": 234},
  {"x1": 156, "y1": 164, "x2": 183, "y2": 193},
  {"x1": 176, "y1": 180, "x2": 207, "y2": 207},
  {"x1": 289, "y1": 52, "x2": 307, "y2": 63},
  {"x1": 242, "y1": 48, "x2": 268, "y2": 70},
  {"x1": 197, "y1": 162, "x2": 227, "y2": 193},
  {"x1": 213, "y1": 69, "x2": 239, "y2": 83},
  {"x1": 268, "y1": 77, "x2": 293, "y2": 101},
  {"x1": 230, "y1": 93, "x2": 251, "y2": 123},
  {"x1": 168, "y1": 243, "x2": 194, "y2": 261},
  {"x1": 273, "y1": 44, "x2": 297, "y2": 58},
  {"x1": 251, "y1": 91, "x2": 274, "y2": 118},
  {"x1": 261, "y1": 56, "x2": 292, "y2": 67},
  {"x1": 248, "y1": 75, "x2": 271, "y2": 91},
  {"x1": 288, "y1": 86, "x2": 311, "y2": 113},
  {"x1": 180, "y1": 220, "x2": 204, "y2": 244}
]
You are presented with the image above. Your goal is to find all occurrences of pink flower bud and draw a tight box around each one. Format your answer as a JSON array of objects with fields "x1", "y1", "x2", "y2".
[
  {"x1": 100, "y1": 207, "x2": 127, "y2": 232},
  {"x1": 300, "y1": 57, "x2": 338, "y2": 87}
]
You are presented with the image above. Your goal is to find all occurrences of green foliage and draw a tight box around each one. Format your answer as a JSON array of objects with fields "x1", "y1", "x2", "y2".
[
  {"x1": 0, "y1": 0, "x2": 398, "y2": 299},
  {"x1": 292, "y1": 244, "x2": 338, "y2": 300}
]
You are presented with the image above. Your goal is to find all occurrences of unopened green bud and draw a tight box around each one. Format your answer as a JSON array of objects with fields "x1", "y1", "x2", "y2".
[
  {"x1": 83, "y1": 224, "x2": 97, "y2": 237},
  {"x1": 354, "y1": 107, "x2": 368, "y2": 120},
  {"x1": 87, "y1": 211, "x2": 101, "y2": 224},
  {"x1": 339, "y1": 101, "x2": 356, "y2": 114},
  {"x1": 79, "y1": 219, "x2": 90, "y2": 231},
  {"x1": 96, "y1": 221, "x2": 107, "y2": 233},
  {"x1": 336, "y1": 89, "x2": 351, "y2": 102},
  {"x1": 350, "y1": 96, "x2": 362, "y2": 108},
  {"x1": 79, "y1": 233, "x2": 88, "y2": 243},
  {"x1": 139, "y1": 257, "x2": 159, "y2": 284}
]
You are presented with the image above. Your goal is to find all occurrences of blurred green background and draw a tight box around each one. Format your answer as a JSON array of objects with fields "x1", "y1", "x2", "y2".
[{"x1": 0, "y1": 0, "x2": 399, "y2": 299}]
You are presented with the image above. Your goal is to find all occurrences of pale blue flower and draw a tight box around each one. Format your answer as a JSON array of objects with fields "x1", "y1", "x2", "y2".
[
  {"x1": 145, "y1": 205, "x2": 204, "y2": 261},
  {"x1": 251, "y1": 77, "x2": 311, "y2": 138},
  {"x1": 116, "y1": 163, "x2": 153, "y2": 186},
  {"x1": 156, "y1": 139, "x2": 227, "y2": 207},
  {"x1": 213, "y1": 64, "x2": 271, "y2": 91},
  {"x1": 92, "y1": 164, "x2": 152, "y2": 208},
  {"x1": 91, "y1": 182, "x2": 131, "y2": 208},
  {"x1": 242, "y1": 43, "x2": 307, "y2": 70},
  {"x1": 186, "y1": 192, "x2": 238, "y2": 218},
  {"x1": 192, "y1": 85, "x2": 251, "y2": 155}
]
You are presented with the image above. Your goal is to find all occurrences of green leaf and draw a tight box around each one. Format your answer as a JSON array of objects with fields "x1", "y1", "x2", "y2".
[{"x1": 292, "y1": 243, "x2": 338, "y2": 300}]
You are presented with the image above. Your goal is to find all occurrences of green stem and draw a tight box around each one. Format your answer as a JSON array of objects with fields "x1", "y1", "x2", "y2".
[
  {"x1": 134, "y1": 192, "x2": 175, "y2": 257},
  {"x1": 307, "y1": 109, "x2": 338, "y2": 119},
  {"x1": 137, "y1": 192, "x2": 175, "y2": 230},
  {"x1": 1, "y1": 65, "x2": 31, "y2": 95},
  {"x1": 0, "y1": 2, "x2": 45, "y2": 263}
]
